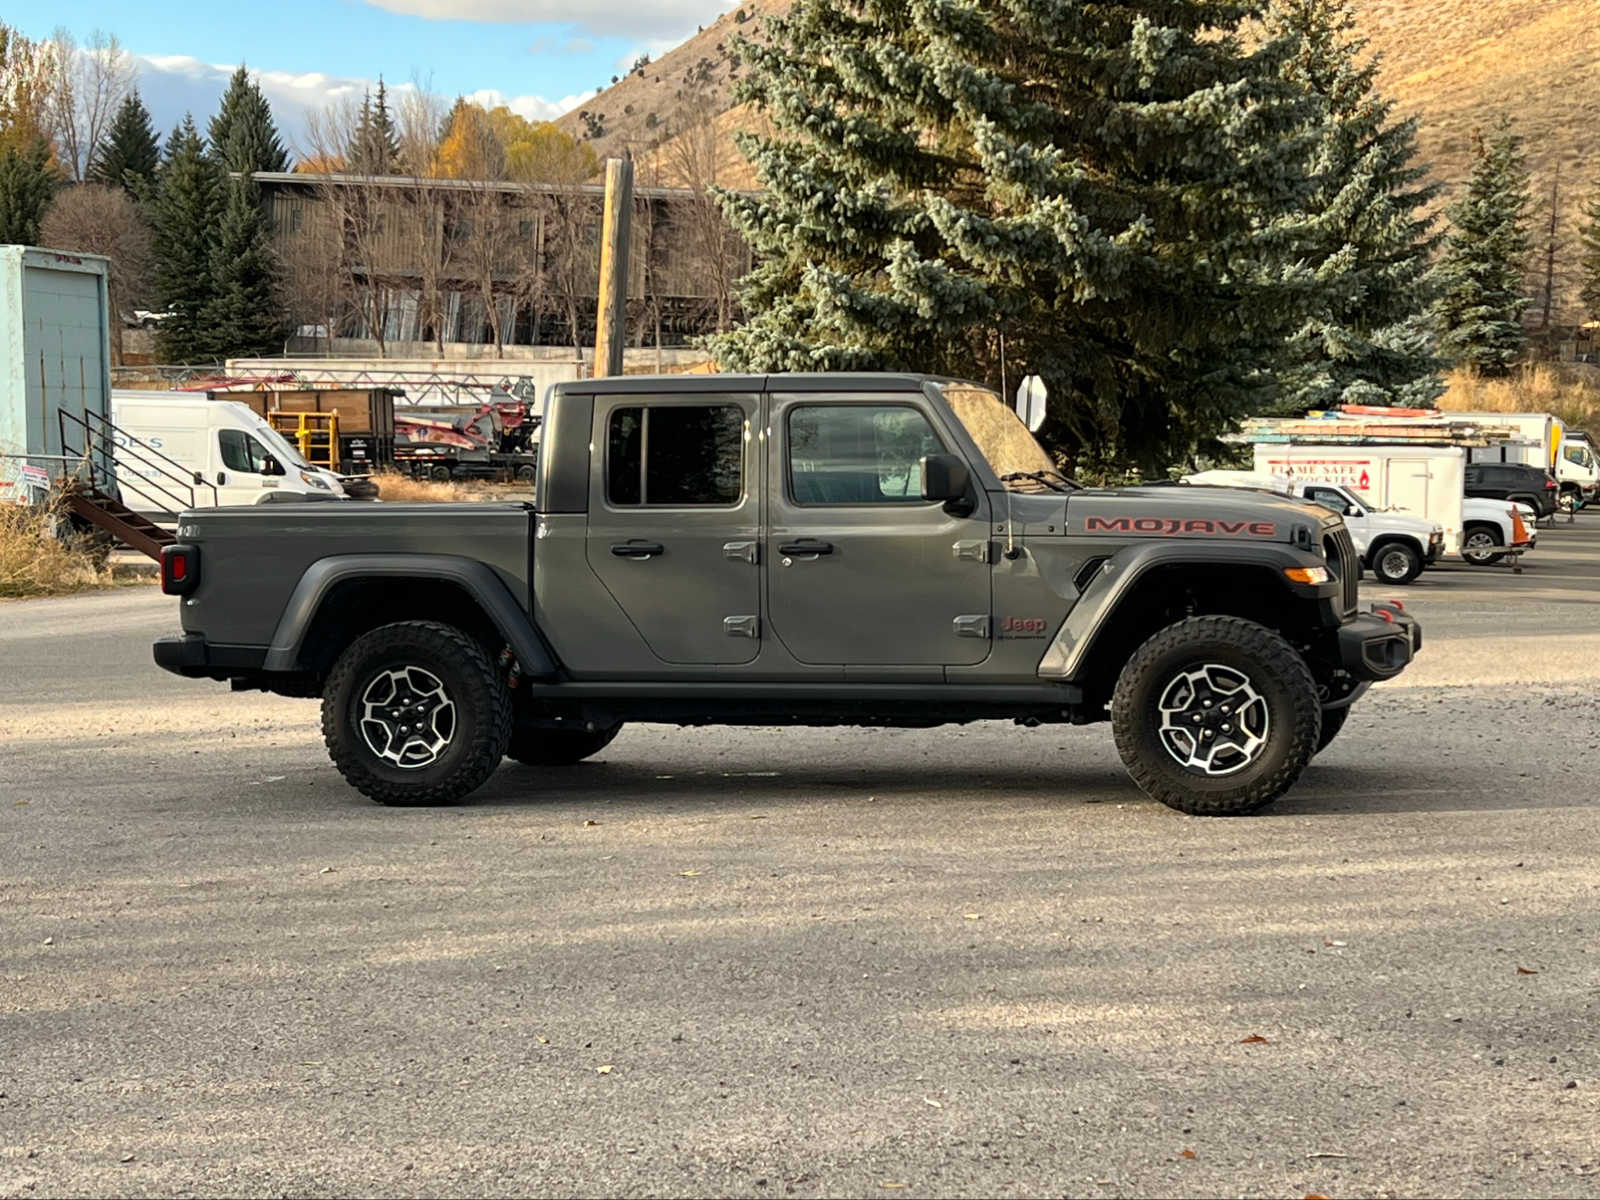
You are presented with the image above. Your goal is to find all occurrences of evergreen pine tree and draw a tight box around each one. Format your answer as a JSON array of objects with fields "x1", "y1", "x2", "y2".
[
  {"x1": 208, "y1": 65, "x2": 291, "y2": 175},
  {"x1": 1267, "y1": 0, "x2": 1443, "y2": 411},
  {"x1": 348, "y1": 80, "x2": 401, "y2": 174},
  {"x1": 0, "y1": 136, "x2": 57, "y2": 244},
  {"x1": 149, "y1": 116, "x2": 225, "y2": 362},
  {"x1": 706, "y1": 0, "x2": 1338, "y2": 471},
  {"x1": 1432, "y1": 114, "x2": 1532, "y2": 376},
  {"x1": 205, "y1": 175, "x2": 288, "y2": 356},
  {"x1": 90, "y1": 92, "x2": 161, "y2": 196},
  {"x1": 1577, "y1": 183, "x2": 1600, "y2": 322}
]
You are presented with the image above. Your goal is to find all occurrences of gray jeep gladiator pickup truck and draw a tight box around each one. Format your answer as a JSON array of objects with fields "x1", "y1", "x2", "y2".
[{"x1": 155, "y1": 373, "x2": 1420, "y2": 815}]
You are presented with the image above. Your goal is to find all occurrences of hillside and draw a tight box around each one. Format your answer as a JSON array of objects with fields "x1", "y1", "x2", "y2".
[{"x1": 562, "y1": 0, "x2": 1600, "y2": 315}]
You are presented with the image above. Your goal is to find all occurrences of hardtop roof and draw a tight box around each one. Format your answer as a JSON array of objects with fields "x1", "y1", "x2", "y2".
[{"x1": 555, "y1": 372, "x2": 967, "y2": 396}]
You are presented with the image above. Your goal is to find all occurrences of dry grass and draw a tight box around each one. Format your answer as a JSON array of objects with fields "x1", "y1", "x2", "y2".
[
  {"x1": 0, "y1": 502, "x2": 113, "y2": 599},
  {"x1": 369, "y1": 471, "x2": 473, "y2": 503},
  {"x1": 1438, "y1": 365, "x2": 1600, "y2": 433}
]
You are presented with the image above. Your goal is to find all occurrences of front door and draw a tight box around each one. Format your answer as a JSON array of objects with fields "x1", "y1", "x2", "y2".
[
  {"x1": 766, "y1": 393, "x2": 993, "y2": 668},
  {"x1": 215, "y1": 427, "x2": 283, "y2": 505},
  {"x1": 584, "y1": 391, "x2": 762, "y2": 665}
]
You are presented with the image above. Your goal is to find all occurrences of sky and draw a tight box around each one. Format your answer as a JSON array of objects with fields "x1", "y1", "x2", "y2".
[{"x1": 17, "y1": 0, "x2": 735, "y2": 155}]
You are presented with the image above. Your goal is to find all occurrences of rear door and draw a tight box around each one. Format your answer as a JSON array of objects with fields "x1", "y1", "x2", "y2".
[
  {"x1": 583, "y1": 390, "x2": 762, "y2": 665},
  {"x1": 765, "y1": 391, "x2": 993, "y2": 669}
]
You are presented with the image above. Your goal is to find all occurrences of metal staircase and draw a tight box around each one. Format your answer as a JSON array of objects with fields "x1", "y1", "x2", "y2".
[{"x1": 57, "y1": 409, "x2": 218, "y2": 561}]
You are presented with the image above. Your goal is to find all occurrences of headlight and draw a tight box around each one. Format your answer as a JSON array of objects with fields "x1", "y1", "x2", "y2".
[{"x1": 299, "y1": 470, "x2": 331, "y2": 490}]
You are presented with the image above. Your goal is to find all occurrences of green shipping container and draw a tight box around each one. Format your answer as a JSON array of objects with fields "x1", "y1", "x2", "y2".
[{"x1": 0, "y1": 245, "x2": 113, "y2": 502}]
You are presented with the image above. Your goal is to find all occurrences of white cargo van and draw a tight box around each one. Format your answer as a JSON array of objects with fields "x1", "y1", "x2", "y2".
[
  {"x1": 110, "y1": 391, "x2": 346, "y2": 515},
  {"x1": 1253, "y1": 444, "x2": 1467, "y2": 556}
]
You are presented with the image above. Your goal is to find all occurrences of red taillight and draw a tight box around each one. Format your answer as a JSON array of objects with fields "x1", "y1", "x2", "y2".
[
  {"x1": 1545, "y1": 479, "x2": 1557, "y2": 489},
  {"x1": 161, "y1": 544, "x2": 198, "y2": 595}
]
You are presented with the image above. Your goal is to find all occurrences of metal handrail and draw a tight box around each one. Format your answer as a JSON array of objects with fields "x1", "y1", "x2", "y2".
[{"x1": 57, "y1": 408, "x2": 220, "y2": 514}]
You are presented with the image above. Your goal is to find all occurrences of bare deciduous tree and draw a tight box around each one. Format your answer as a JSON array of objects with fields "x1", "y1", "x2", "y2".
[
  {"x1": 666, "y1": 90, "x2": 743, "y2": 334},
  {"x1": 47, "y1": 28, "x2": 134, "y2": 183},
  {"x1": 302, "y1": 99, "x2": 396, "y2": 356},
  {"x1": 39, "y1": 183, "x2": 152, "y2": 364}
]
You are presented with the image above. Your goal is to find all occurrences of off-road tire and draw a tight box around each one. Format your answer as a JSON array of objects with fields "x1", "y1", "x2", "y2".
[
  {"x1": 1315, "y1": 705, "x2": 1350, "y2": 754},
  {"x1": 1111, "y1": 616, "x2": 1321, "y2": 816},
  {"x1": 1371, "y1": 540, "x2": 1423, "y2": 584},
  {"x1": 506, "y1": 723, "x2": 622, "y2": 766},
  {"x1": 322, "y1": 620, "x2": 512, "y2": 806},
  {"x1": 1462, "y1": 523, "x2": 1505, "y2": 566}
]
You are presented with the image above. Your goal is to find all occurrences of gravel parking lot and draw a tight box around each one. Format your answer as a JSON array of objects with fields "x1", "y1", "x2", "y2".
[{"x1": 3, "y1": 530, "x2": 1599, "y2": 1198}]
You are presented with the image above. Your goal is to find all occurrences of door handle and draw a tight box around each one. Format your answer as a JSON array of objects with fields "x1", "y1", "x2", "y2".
[
  {"x1": 778, "y1": 540, "x2": 834, "y2": 557},
  {"x1": 611, "y1": 541, "x2": 664, "y2": 559},
  {"x1": 216, "y1": 472, "x2": 226, "y2": 485}
]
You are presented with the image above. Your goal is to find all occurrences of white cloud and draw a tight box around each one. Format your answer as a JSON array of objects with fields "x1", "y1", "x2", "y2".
[
  {"x1": 360, "y1": 0, "x2": 729, "y2": 40},
  {"x1": 463, "y1": 87, "x2": 591, "y2": 122},
  {"x1": 132, "y1": 55, "x2": 583, "y2": 157}
]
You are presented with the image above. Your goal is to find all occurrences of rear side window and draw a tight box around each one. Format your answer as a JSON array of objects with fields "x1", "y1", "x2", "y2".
[
  {"x1": 606, "y1": 404, "x2": 744, "y2": 506},
  {"x1": 787, "y1": 404, "x2": 944, "y2": 505}
]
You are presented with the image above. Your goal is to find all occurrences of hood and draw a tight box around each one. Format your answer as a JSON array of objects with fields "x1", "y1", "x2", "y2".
[
  {"x1": 1363, "y1": 508, "x2": 1437, "y2": 535},
  {"x1": 1052, "y1": 485, "x2": 1329, "y2": 543}
]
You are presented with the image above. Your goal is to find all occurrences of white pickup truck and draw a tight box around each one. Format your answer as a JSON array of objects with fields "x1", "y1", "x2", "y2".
[{"x1": 1187, "y1": 471, "x2": 1534, "y2": 577}]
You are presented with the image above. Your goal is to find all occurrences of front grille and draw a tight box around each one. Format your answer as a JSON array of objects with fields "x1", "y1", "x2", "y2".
[{"x1": 1323, "y1": 525, "x2": 1359, "y2": 615}]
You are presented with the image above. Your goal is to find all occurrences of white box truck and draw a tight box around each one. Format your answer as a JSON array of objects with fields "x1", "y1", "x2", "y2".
[
  {"x1": 110, "y1": 391, "x2": 348, "y2": 515},
  {"x1": 0, "y1": 246, "x2": 113, "y2": 503},
  {"x1": 1452, "y1": 411, "x2": 1599, "y2": 509},
  {"x1": 1253, "y1": 444, "x2": 1468, "y2": 556}
]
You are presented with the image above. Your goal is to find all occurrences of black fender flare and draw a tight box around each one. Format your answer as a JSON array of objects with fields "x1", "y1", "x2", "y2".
[
  {"x1": 261, "y1": 554, "x2": 559, "y2": 679},
  {"x1": 1037, "y1": 540, "x2": 1335, "y2": 681}
]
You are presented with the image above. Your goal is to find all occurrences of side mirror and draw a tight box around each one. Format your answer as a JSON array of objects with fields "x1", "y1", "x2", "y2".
[
  {"x1": 921, "y1": 453, "x2": 972, "y2": 512},
  {"x1": 261, "y1": 456, "x2": 284, "y2": 477},
  {"x1": 1346, "y1": 504, "x2": 1361, "y2": 517}
]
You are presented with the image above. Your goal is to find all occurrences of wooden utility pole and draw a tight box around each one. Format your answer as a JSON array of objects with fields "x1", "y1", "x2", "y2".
[{"x1": 592, "y1": 156, "x2": 634, "y2": 378}]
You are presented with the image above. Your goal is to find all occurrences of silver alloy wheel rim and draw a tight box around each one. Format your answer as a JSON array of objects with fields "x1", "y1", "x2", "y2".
[
  {"x1": 1378, "y1": 548, "x2": 1410, "y2": 580},
  {"x1": 1157, "y1": 663, "x2": 1271, "y2": 777},
  {"x1": 359, "y1": 666, "x2": 457, "y2": 769},
  {"x1": 1464, "y1": 531, "x2": 1496, "y2": 561}
]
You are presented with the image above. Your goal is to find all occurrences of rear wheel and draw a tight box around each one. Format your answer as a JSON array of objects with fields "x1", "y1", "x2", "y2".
[
  {"x1": 506, "y1": 723, "x2": 622, "y2": 766},
  {"x1": 515, "y1": 463, "x2": 537, "y2": 484},
  {"x1": 1462, "y1": 524, "x2": 1505, "y2": 566},
  {"x1": 1111, "y1": 616, "x2": 1321, "y2": 816},
  {"x1": 1371, "y1": 541, "x2": 1423, "y2": 585},
  {"x1": 322, "y1": 621, "x2": 512, "y2": 805},
  {"x1": 428, "y1": 464, "x2": 453, "y2": 482}
]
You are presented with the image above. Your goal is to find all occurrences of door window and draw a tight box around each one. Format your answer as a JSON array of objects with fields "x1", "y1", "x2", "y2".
[
  {"x1": 606, "y1": 404, "x2": 744, "y2": 507},
  {"x1": 218, "y1": 429, "x2": 274, "y2": 474},
  {"x1": 1305, "y1": 486, "x2": 1350, "y2": 513},
  {"x1": 787, "y1": 405, "x2": 944, "y2": 506}
]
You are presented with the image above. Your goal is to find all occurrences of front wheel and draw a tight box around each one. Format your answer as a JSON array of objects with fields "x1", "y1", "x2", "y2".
[
  {"x1": 1371, "y1": 541, "x2": 1423, "y2": 584},
  {"x1": 1462, "y1": 524, "x2": 1505, "y2": 566},
  {"x1": 1111, "y1": 616, "x2": 1321, "y2": 816},
  {"x1": 322, "y1": 620, "x2": 512, "y2": 805}
]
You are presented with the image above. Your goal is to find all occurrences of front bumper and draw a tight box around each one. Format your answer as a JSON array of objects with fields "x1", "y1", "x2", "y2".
[{"x1": 1337, "y1": 605, "x2": 1421, "y2": 681}]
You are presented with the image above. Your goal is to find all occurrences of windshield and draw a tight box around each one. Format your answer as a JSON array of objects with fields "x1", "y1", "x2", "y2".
[
  {"x1": 941, "y1": 384, "x2": 1060, "y2": 484},
  {"x1": 252, "y1": 420, "x2": 313, "y2": 472}
]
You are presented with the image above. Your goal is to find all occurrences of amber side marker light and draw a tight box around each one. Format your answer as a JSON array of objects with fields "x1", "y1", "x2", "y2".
[{"x1": 1284, "y1": 566, "x2": 1331, "y2": 585}]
